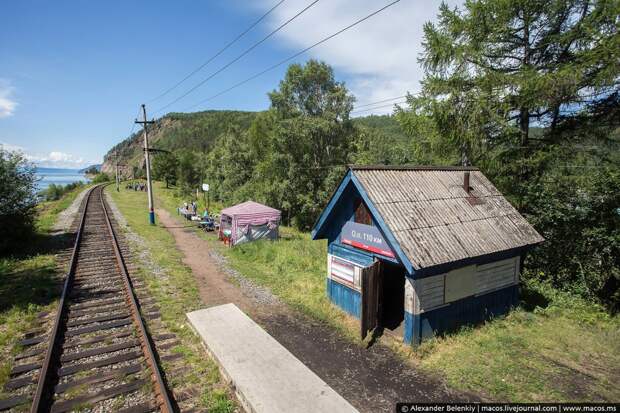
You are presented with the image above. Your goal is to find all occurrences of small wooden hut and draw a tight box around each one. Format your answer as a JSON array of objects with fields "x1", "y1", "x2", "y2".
[{"x1": 311, "y1": 165, "x2": 543, "y2": 345}]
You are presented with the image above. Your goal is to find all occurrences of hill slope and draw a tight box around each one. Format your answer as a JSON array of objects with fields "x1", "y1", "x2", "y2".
[
  {"x1": 102, "y1": 111, "x2": 405, "y2": 175},
  {"x1": 102, "y1": 110, "x2": 258, "y2": 175}
]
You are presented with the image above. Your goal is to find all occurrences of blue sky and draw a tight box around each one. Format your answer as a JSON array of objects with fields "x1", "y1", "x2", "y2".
[{"x1": 0, "y1": 0, "x2": 459, "y2": 168}]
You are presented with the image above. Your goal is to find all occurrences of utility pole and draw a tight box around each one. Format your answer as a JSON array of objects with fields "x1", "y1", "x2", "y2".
[
  {"x1": 135, "y1": 104, "x2": 156, "y2": 225},
  {"x1": 115, "y1": 149, "x2": 120, "y2": 192}
]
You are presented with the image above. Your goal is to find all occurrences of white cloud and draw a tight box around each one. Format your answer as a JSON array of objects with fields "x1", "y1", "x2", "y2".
[
  {"x1": 0, "y1": 80, "x2": 18, "y2": 118},
  {"x1": 0, "y1": 142, "x2": 95, "y2": 169},
  {"x1": 254, "y1": 0, "x2": 462, "y2": 114},
  {"x1": 31, "y1": 151, "x2": 94, "y2": 168},
  {"x1": 0, "y1": 141, "x2": 25, "y2": 153}
]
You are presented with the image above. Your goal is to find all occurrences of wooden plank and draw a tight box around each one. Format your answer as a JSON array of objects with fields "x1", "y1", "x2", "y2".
[
  {"x1": 55, "y1": 363, "x2": 143, "y2": 393},
  {"x1": 361, "y1": 261, "x2": 380, "y2": 340},
  {"x1": 157, "y1": 340, "x2": 180, "y2": 351},
  {"x1": 153, "y1": 333, "x2": 176, "y2": 341},
  {"x1": 58, "y1": 350, "x2": 141, "y2": 376},
  {"x1": 66, "y1": 311, "x2": 129, "y2": 327},
  {"x1": 4, "y1": 375, "x2": 36, "y2": 390},
  {"x1": 65, "y1": 328, "x2": 133, "y2": 348},
  {"x1": 69, "y1": 303, "x2": 126, "y2": 317},
  {"x1": 64, "y1": 318, "x2": 132, "y2": 337},
  {"x1": 15, "y1": 346, "x2": 45, "y2": 361},
  {"x1": 70, "y1": 297, "x2": 123, "y2": 311},
  {"x1": 0, "y1": 394, "x2": 29, "y2": 411},
  {"x1": 161, "y1": 353, "x2": 183, "y2": 362},
  {"x1": 10, "y1": 361, "x2": 42, "y2": 376},
  {"x1": 50, "y1": 379, "x2": 146, "y2": 413},
  {"x1": 18, "y1": 336, "x2": 46, "y2": 346},
  {"x1": 60, "y1": 340, "x2": 139, "y2": 362}
]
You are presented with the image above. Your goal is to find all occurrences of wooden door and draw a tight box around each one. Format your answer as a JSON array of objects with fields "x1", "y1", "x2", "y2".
[{"x1": 361, "y1": 260, "x2": 381, "y2": 340}]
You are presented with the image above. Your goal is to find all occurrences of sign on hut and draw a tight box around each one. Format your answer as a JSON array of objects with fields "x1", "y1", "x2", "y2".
[
  {"x1": 218, "y1": 201, "x2": 281, "y2": 246},
  {"x1": 311, "y1": 165, "x2": 543, "y2": 345}
]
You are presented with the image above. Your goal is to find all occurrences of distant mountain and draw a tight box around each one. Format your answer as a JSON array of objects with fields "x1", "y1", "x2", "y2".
[{"x1": 78, "y1": 164, "x2": 101, "y2": 174}]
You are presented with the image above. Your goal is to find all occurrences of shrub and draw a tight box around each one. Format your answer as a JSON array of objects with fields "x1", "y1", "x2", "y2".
[
  {"x1": 91, "y1": 172, "x2": 111, "y2": 184},
  {"x1": 40, "y1": 182, "x2": 84, "y2": 201},
  {"x1": 0, "y1": 149, "x2": 38, "y2": 254}
]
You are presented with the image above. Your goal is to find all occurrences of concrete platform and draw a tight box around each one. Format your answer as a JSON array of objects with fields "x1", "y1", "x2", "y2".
[{"x1": 187, "y1": 303, "x2": 359, "y2": 413}]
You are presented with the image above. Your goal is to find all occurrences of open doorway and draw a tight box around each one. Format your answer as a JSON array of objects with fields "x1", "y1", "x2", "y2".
[{"x1": 380, "y1": 261, "x2": 405, "y2": 337}]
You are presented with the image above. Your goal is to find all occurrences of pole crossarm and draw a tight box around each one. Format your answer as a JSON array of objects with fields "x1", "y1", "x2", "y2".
[{"x1": 142, "y1": 148, "x2": 171, "y2": 154}]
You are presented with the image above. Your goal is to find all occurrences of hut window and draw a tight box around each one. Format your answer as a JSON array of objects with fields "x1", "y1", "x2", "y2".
[{"x1": 354, "y1": 199, "x2": 372, "y2": 225}]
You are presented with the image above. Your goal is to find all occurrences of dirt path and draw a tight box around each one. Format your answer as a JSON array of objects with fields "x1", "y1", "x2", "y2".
[{"x1": 155, "y1": 206, "x2": 477, "y2": 412}]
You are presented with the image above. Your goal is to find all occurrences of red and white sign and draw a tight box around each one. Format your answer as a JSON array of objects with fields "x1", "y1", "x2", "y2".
[{"x1": 340, "y1": 221, "x2": 395, "y2": 258}]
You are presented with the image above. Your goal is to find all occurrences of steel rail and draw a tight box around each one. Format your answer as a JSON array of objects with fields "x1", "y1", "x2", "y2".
[
  {"x1": 30, "y1": 186, "x2": 96, "y2": 413},
  {"x1": 99, "y1": 185, "x2": 175, "y2": 413},
  {"x1": 29, "y1": 185, "x2": 174, "y2": 412}
]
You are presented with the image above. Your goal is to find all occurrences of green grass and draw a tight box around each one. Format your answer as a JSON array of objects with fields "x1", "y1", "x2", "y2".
[
  {"x1": 151, "y1": 181, "x2": 620, "y2": 402},
  {"x1": 152, "y1": 182, "x2": 359, "y2": 337},
  {"x1": 107, "y1": 186, "x2": 235, "y2": 413},
  {"x1": 414, "y1": 281, "x2": 620, "y2": 402},
  {"x1": 0, "y1": 184, "x2": 89, "y2": 394},
  {"x1": 35, "y1": 183, "x2": 90, "y2": 232}
]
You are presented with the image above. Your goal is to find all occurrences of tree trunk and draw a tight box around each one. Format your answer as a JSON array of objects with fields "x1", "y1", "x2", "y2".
[{"x1": 518, "y1": 10, "x2": 531, "y2": 210}]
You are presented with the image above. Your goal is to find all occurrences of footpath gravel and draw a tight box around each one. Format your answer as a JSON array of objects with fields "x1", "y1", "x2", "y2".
[{"x1": 53, "y1": 187, "x2": 90, "y2": 232}]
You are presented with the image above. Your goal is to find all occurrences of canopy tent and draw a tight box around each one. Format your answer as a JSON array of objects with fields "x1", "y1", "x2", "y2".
[{"x1": 219, "y1": 201, "x2": 281, "y2": 246}]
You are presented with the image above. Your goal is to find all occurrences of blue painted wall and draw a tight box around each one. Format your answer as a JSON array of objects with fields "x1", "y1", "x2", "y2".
[
  {"x1": 403, "y1": 311, "x2": 415, "y2": 344},
  {"x1": 329, "y1": 243, "x2": 374, "y2": 267},
  {"x1": 405, "y1": 284, "x2": 519, "y2": 345},
  {"x1": 326, "y1": 278, "x2": 361, "y2": 319}
]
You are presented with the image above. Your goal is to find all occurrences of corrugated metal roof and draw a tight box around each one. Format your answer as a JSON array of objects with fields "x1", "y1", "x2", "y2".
[{"x1": 352, "y1": 166, "x2": 543, "y2": 270}]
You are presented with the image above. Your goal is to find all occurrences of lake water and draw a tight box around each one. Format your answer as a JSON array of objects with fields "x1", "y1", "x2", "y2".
[{"x1": 35, "y1": 167, "x2": 91, "y2": 191}]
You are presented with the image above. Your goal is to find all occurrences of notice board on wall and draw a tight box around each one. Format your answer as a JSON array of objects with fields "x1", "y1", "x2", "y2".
[
  {"x1": 444, "y1": 265, "x2": 477, "y2": 303},
  {"x1": 340, "y1": 221, "x2": 395, "y2": 258}
]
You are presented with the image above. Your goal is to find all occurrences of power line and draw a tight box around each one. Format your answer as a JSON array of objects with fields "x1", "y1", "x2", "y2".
[
  {"x1": 351, "y1": 100, "x2": 407, "y2": 115},
  {"x1": 154, "y1": 0, "x2": 322, "y2": 114},
  {"x1": 354, "y1": 95, "x2": 408, "y2": 109},
  {"x1": 184, "y1": 0, "x2": 402, "y2": 112},
  {"x1": 148, "y1": 0, "x2": 287, "y2": 103}
]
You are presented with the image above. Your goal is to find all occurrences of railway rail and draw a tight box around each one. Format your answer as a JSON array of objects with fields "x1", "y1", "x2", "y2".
[{"x1": 0, "y1": 185, "x2": 185, "y2": 413}]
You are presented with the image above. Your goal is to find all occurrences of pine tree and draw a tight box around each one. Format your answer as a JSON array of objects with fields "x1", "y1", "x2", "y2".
[{"x1": 398, "y1": 0, "x2": 619, "y2": 186}]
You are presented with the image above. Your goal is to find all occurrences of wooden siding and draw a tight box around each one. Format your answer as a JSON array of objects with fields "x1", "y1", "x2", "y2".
[
  {"x1": 329, "y1": 243, "x2": 374, "y2": 268},
  {"x1": 412, "y1": 274, "x2": 445, "y2": 313},
  {"x1": 476, "y1": 256, "x2": 519, "y2": 293},
  {"x1": 445, "y1": 265, "x2": 477, "y2": 303},
  {"x1": 410, "y1": 256, "x2": 520, "y2": 314},
  {"x1": 327, "y1": 278, "x2": 361, "y2": 318}
]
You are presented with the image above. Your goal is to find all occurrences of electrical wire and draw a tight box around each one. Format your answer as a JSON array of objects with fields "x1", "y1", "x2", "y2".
[
  {"x1": 148, "y1": 0, "x2": 287, "y2": 103},
  {"x1": 154, "y1": 0, "x2": 322, "y2": 114},
  {"x1": 184, "y1": 0, "x2": 402, "y2": 112},
  {"x1": 354, "y1": 95, "x2": 408, "y2": 109},
  {"x1": 350, "y1": 100, "x2": 407, "y2": 115}
]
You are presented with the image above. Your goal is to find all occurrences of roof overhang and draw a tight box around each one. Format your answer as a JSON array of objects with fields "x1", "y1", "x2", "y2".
[{"x1": 311, "y1": 169, "x2": 416, "y2": 275}]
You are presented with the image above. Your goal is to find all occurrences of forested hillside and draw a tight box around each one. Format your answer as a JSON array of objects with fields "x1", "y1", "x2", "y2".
[
  {"x1": 102, "y1": 110, "x2": 258, "y2": 176},
  {"x1": 102, "y1": 107, "x2": 405, "y2": 179}
]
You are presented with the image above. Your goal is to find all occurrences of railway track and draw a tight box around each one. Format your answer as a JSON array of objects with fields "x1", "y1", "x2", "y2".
[{"x1": 0, "y1": 185, "x2": 183, "y2": 413}]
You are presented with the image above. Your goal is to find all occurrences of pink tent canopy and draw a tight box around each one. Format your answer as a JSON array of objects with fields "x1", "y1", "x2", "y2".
[{"x1": 220, "y1": 201, "x2": 281, "y2": 245}]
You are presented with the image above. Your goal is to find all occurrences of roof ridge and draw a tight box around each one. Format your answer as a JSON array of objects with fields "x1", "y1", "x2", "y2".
[{"x1": 349, "y1": 164, "x2": 479, "y2": 171}]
